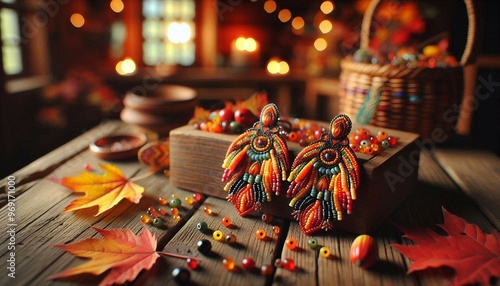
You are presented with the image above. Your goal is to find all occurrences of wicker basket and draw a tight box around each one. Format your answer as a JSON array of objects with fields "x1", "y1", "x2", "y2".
[{"x1": 339, "y1": 0, "x2": 476, "y2": 139}]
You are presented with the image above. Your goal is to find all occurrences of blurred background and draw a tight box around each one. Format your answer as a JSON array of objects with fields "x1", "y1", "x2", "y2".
[{"x1": 1, "y1": 0, "x2": 499, "y2": 177}]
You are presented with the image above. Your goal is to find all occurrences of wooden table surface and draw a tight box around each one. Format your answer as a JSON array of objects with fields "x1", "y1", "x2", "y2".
[{"x1": 1, "y1": 120, "x2": 499, "y2": 286}]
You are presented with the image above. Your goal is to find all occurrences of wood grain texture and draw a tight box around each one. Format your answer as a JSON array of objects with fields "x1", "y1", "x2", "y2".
[
  {"x1": 1, "y1": 120, "x2": 498, "y2": 286},
  {"x1": 433, "y1": 149, "x2": 500, "y2": 229}
]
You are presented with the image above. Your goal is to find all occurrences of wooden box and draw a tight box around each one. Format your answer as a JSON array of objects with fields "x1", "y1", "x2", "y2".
[{"x1": 170, "y1": 124, "x2": 420, "y2": 234}]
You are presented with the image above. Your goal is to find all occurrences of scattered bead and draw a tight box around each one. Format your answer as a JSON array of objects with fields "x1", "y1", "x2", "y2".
[
  {"x1": 197, "y1": 239, "x2": 212, "y2": 255},
  {"x1": 186, "y1": 258, "x2": 198, "y2": 270},
  {"x1": 272, "y1": 226, "x2": 281, "y2": 235},
  {"x1": 221, "y1": 217, "x2": 232, "y2": 227},
  {"x1": 241, "y1": 257, "x2": 256, "y2": 271},
  {"x1": 170, "y1": 207, "x2": 179, "y2": 216},
  {"x1": 171, "y1": 194, "x2": 179, "y2": 199},
  {"x1": 222, "y1": 257, "x2": 235, "y2": 271},
  {"x1": 172, "y1": 267, "x2": 190, "y2": 284},
  {"x1": 169, "y1": 198, "x2": 182, "y2": 208},
  {"x1": 153, "y1": 217, "x2": 163, "y2": 227},
  {"x1": 285, "y1": 237, "x2": 298, "y2": 250},
  {"x1": 140, "y1": 214, "x2": 151, "y2": 224},
  {"x1": 204, "y1": 206, "x2": 213, "y2": 215},
  {"x1": 193, "y1": 193, "x2": 203, "y2": 203},
  {"x1": 255, "y1": 228, "x2": 267, "y2": 240},
  {"x1": 147, "y1": 206, "x2": 159, "y2": 218},
  {"x1": 225, "y1": 233, "x2": 237, "y2": 244},
  {"x1": 158, "y1": 196, "x2": 168, "y2": 205},
  {"x1": 307, "y1": 238, "x2": 318, "y2": 249},
  {"x1": 213, "y1": 230, "x2": 224, "y2": 241},
  {"x1": 387, "y1": 136, "x2": 398, "y2": 146},
  {"x1": 185, "y1": 196, "x2": 194, "y2": 205},
  {"x1": 320, "y1": 246, "x2": 331, "y2": 258},
  {"x1": 283, "y1": 258, "x2": 295, "y2": 271},
  {"x1": 84, "y1": 163, "x2": 93, "y2": 172},
  {"x1": 158, "y1": 207, "x2": 168, "y2": 215},
  {"x1": 274, "y1": 258, "x2": 283, "y2": 268},
  {"x1": 261, "y1": 213, "x2": 273, "y2": 223},
  {"x1": 197, "y1": 221, "x2": 208, "y2": 232},
  {"x1": 260, "y1": 264, "x2": 274, "y2": 276},
  {"x1": 173, "y1": 215, "x2": 181, "y2": 222}
]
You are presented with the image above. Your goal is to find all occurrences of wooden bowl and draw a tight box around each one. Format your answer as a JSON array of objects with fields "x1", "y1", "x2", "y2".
[
  {"x1": 121, "y1": 85, "x2": 197, "y2": 134},
  {"x1": 89, "y1": 133, "x2": 147, "y2": 160},
  {"x1": 123, "y1": 85, "x2": 197, "y2": 114}
]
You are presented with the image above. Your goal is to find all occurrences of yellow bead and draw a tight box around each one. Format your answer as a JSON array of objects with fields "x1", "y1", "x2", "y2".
[
  {"x1": 320, "y1": 246, "x2": 331, "y2": 258},
  {"x1": 173, "y1": 215, "x2": 181, "y2": 222},
  {"x1": 185, "y1": 196, "x2": 194, "y2": 205},
  {"x1": 213, "y1": 230, "x2": 224, "y2": 241}
]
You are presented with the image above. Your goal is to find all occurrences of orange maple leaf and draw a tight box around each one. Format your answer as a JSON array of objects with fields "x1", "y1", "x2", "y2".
[
  {"x1": 392, "y1": 208, "x2": 500, "y2": 286},
  {"x1": 50, "y1": 227, "x2": 159, "y2": 286},
  {"x1": 53, "y1": 163, "x2": 144, "y2": 216}
]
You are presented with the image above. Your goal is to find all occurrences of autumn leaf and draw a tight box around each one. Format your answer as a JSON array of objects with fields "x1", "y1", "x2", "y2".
[
  {"x1": 391, "y1": 207, "x2": 500, "y2": 286},
  {"x1": 50, "y1": 227, "x2": 159, "y2": 286},
  {"x1": 52, "y1": 163, "x2": 144, "y2": 216},
  {"x1": 234, "y1": 90, "x2": 269, "y2": 116}
]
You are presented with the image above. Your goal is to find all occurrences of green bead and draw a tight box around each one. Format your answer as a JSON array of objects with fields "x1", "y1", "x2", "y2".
[
  {"x1": 169, "y1": 198, "x2": 182, "y2": 208},
  {"x1": 197, "y1": 221, "x2": 208, "y2": 232},
  {"x1": 307, "y1": 238, "x2": 318, "y2": 249},
  {"x1": 153, "y1": 217, "x2": 163, "y2": 227}
]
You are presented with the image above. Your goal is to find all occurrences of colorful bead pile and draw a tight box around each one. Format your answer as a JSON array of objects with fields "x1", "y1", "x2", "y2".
[
  {"x1": 348, "y1": 128, "x2": 397, "y2": 155},
  {"x1": 139, "y1": 193, "x2": 197, "y2": 228}
]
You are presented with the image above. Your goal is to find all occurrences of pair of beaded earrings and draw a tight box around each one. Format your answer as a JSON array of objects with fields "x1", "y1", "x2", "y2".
[{"x1": 221, "y1": 103, "x2": 361, "y2": 235}]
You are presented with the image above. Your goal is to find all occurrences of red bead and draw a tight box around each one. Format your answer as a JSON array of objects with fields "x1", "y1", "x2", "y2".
[
  {"x1": 84, "y1": 163, "x2": 93, "y2": 171},
  {"x1": 186, "y1": 258, "x2": 198, "y2": 270},
  {"x1": 369, "y1": 136, "x2": 378, "y2": 144},
  {"x1": 283, "y1": 258, "x2": 295, "y2": 271},
  {"x1": 261, "y1": 213, "x2": 273, "y2": 223},
  {"x1": 193, "y1": 193, "x2": 203, "y2": 203},
  {"x1": 260, "y1": 264, "x2": 273, "y2": 276},
  {"x1": 158, "y1": 207, "x2": 168, "y2": 215},
  {"x1": 222, "y1": 217, "x2": 232, "y2": 227},
  {"x1": 285, "y1": 237, "x2": 297, "y2": 250},
  {"x1": 387, "y1": 136, "x2": 397, "y2": 146},
  {"x1": 241, "y1": 257, "x2": 255, "y2": 271}
]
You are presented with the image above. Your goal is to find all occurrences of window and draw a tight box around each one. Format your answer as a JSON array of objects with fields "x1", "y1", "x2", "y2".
[
  {"x1": 142, "y1": 0, "x2": 195, "y2": 66},
  {"x1": 1, "y1": 4, "x2": 23, "y2": 75}
]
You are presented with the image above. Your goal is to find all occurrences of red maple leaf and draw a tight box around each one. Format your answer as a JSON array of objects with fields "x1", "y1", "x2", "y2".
[{"x1": 391, "y1": 208, "x2": 500, "y2": 286}]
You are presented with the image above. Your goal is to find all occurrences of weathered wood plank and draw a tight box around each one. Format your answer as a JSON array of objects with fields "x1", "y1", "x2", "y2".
[
  {"x1": 135, "y1": 197, "x2": 287, "y2": 286},
  {"x1": 433, "y1": 149, "x2": 500, "y2": 229}
]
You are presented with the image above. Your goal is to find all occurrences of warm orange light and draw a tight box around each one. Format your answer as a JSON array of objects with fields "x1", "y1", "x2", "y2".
[
  {"x1": 319, "y1": 20, "x2": 332, "y2": 33},
  {"x1": 320, "y1": 1, "x2": 335, "y2": 14},
  {"x1": 278, "y1": 9, "x2": 292, "y2": 23},
  {"x1": 116, "y1": 58, "x2": 136, "y2": 75},
  {"x1": 110, "y1": 0, "x2": 124, "y2": 13},
  {"x1": 264, "y1": 0, "x2": 277, "y2": 13},
  {"x1": 292, "y1": 16, "x2": 305, "y2": 30},
  {"x1": 314, "y1": 38, "x2": 328, "y2": 51},
  {"x1": 70, "y1": 13, "x2": 85, "y2": 28},
  {"x1": 267, "y1": 59, "x2": 289, "y2": 75},
  {"x1": 235, "y1": 37, "x2": 258, "y2": 52}
]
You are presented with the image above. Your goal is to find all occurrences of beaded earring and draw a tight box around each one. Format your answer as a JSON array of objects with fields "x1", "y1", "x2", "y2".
[
  {"x1": 286, "y1": 114, "x2": 361, "y2": 235},
  {"x1": 222, "y1": 103, "x2": 290, "y2": 216}
]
